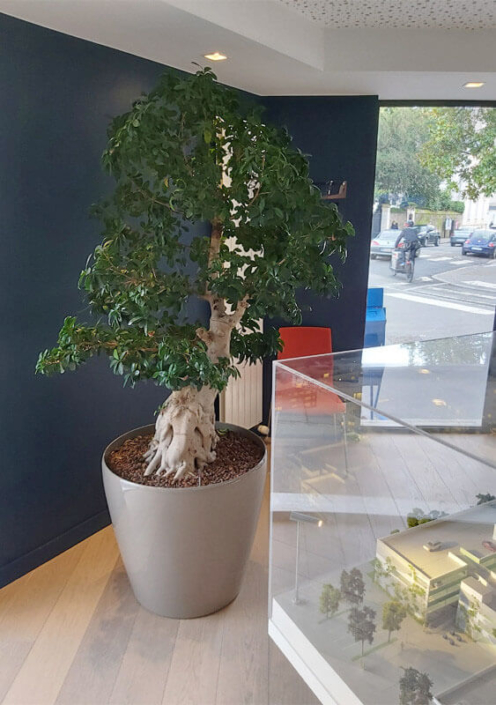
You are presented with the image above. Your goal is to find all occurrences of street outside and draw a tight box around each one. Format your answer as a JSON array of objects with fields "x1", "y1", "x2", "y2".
[{"x1": 368, "y1": 239, "x2": 496, "y2": 344}]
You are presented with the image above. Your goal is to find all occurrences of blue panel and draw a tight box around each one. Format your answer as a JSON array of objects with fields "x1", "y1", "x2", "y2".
[{"x1": 367, "y1": 287, "x2": 384, "y2": 309}]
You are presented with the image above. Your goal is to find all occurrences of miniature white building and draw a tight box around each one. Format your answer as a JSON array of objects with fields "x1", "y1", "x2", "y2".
[{"x1": 375, "y1": 502, "x2": 496, "y2": 638}]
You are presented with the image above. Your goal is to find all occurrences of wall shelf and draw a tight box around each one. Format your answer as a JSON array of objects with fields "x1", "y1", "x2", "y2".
[{"x1": 321, "y1": 180, "x2": 347, "y2": 200}]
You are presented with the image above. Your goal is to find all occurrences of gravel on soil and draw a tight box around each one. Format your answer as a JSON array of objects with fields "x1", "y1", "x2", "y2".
[{"x1": 107, "y1": 430, "x2": 264, "y2": 488}]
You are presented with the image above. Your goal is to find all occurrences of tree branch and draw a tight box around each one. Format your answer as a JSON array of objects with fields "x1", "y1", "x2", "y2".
[
  {"x1": 129, "y1": 176, "x2": 172, "y2": 210},
  {"x1": 247, "y1": 154, "x2": 266, "y2": 206},
  {"x1": 229, "y1": 295, "x2": 249, "y2": 327}
]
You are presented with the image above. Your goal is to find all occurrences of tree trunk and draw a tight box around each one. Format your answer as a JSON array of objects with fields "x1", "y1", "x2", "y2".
[
  {"x1": 144, "y1": 218, "x2": 249, "y2": 481},
  {"x1": 144, "y1": 385, "x2": 218, "y2": 481}
]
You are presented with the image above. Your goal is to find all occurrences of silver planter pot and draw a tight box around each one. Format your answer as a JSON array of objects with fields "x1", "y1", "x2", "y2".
[{"x1": 102, "y1": 423, "x2": 267, "y2": 619}]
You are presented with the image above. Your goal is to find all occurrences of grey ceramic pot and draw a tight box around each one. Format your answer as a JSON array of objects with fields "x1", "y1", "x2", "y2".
[{"x1": 102, "y1": 423, "x2": 267, "y2": 619}]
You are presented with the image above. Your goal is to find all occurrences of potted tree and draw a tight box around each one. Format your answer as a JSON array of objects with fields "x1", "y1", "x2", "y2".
[{"x1": 36, "y1": 68, "x2": 352, "y2": 618}]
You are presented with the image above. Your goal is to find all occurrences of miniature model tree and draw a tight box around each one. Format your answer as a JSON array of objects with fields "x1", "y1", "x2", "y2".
[
  {"x1": 340, "y1": 568, "x2": 365, "y2": 607},
  {"x1": 407, "y1": 508, "x2": 446, "y2": 528},
  {"x1": 399, "y1": 667, "x2": 433, "y2": 705},
  {"x1": 347, "y1": 605, "x2": 376, "y2": 657},
  {"x1": 319, "y1": 584, "x2": 341, "y2": 620},
  {"x1": 382, "y1": 600, "x2": 406, "y2": 642},
  {"x1": 476, "y1": 492, "x2": 496, "y2": 505},
  {"x1": 36, "y1": 68, "x2": 352, "y2": 480},
  {"x1": 372, "y1": 557, "x2": 395, "y2": 585}
]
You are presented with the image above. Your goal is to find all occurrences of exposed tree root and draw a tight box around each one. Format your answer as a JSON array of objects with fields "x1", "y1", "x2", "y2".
[{"x1": 144, "y1": 387, "x2": 217, "y2": 481}]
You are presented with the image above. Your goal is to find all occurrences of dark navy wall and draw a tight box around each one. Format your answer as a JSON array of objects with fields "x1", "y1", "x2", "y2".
[
  {"x1": 0, "y1": 13, "x2": 210, "y2": 586},
  {"x1": 0, "y1": 13, "x2": 379, "y2": 585},
  {"x1": 262, "y1": 96, "x2": 379, "y2": 349},
  {"x1": 261, "y1": 96, "x2": 379, "y2": 418}
]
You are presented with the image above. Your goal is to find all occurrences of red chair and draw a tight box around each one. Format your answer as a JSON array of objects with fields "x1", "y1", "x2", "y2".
[
  {"x1": 278, "y1": 326, "x2": 335, "y2": 361},
  {"x1": 275, "y1": 326, "x2": 348, "y2": 472}
]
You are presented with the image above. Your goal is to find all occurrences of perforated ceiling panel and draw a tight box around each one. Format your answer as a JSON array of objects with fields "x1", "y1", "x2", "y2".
[{"x1": 275, "y1": 0, "x2": 496, "y2": 29}]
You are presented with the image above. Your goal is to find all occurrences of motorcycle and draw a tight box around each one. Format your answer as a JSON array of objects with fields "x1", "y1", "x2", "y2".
[{"x1": 390, "y1": 242, "x2": 417, "y2": 282}]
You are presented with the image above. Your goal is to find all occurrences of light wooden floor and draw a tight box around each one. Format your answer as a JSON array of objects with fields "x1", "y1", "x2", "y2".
[
  {"x1": 0, "y1": 472, "x2": 318, "y2": 705},
  {"x1": 4, "y1": 430, "x2": 494, "y2": 705}
]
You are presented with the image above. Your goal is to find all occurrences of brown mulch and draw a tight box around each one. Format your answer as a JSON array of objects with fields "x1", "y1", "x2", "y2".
[{"x1": 107, "y1": 430, "x2": 264, "y2": 488}]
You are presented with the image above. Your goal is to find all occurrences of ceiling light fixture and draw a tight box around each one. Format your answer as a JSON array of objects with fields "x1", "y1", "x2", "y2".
[
  {"x1": 204, "y1": 52, "x2": 227, "y2": 62},
  {"x1": 464, "y1": 82, "x2": 485, "y2": 89}
]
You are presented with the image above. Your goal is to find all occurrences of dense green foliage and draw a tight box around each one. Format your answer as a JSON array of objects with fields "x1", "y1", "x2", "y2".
[
  {"x1": 376, "y1": 107, "x2": 462, "y2": 211},
  {"x1": 36, "y1": 68, "x2": 352, "y2": 392},
  {"x1": 376, "y1": 108, "x2": 440, "y2": 206},
  {"x1": 420, "y1": 107, "x2": 496, "y2": 200}
]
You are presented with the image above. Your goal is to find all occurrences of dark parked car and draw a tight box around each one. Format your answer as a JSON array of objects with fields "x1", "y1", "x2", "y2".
[
  {"x1": 416, "y1": 225, "x2": 440, "y2": 247},
  {"x1": 370, "y1": 229, "x2": 399, "y2": 258},
  {"x1": 450, "y1": 228, "x2": 473, "y2": 246},
  {"x1": 462, "y1": 230, "x2": 496, "y2": 258}
]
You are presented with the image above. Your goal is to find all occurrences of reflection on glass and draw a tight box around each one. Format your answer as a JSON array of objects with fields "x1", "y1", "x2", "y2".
[{"x1": 269, "y1": 332, "x2": 496, "y2": 705}]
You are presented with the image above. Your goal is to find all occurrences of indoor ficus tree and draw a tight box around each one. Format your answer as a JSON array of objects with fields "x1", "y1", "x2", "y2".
[{"x1": 36, "y1": 68, "x2": 353, "y2": 481}]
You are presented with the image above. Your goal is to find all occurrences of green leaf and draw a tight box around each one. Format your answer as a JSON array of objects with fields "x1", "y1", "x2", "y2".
[{"x1": 35, "y1": 67, "x2": 353, "y2": 397}]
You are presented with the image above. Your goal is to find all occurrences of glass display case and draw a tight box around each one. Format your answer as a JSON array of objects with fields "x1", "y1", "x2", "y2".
[{"x1": 269, "y1": 332, "x2": 496, "y2": 705}]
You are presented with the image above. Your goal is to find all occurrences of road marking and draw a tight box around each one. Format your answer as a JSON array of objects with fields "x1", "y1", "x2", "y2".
[
  {"x1": 463, "y1": 280, "x2": 496, "y2": 290},
  {"x1": 428, "y1": 257, "x2": 453, "y2": 261},
  {"x1": 417, "y1": 276, "x2": 433, "y2": 281},
  {"x1": 431, "y1": 288, "x2": 496, "y2": 301},
  {"x1": 386, "y1": 292, "x2": 494, "y2": 315},
  {"x1": 451, "y1": 260, "x2": 472, "y2": 265}
]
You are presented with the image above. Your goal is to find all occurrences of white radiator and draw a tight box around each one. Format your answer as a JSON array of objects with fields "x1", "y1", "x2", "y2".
[{"x1": 219, "y1": 359, "x2": 263, "y2": 429}]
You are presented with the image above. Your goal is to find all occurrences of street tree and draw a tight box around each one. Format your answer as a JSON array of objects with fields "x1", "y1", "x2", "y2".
[
  {"x1": 319, "y1": 584, "x2": 341, "y2": 620},
  {"x1": 382, "y1": 600, "x2": 407, "y2": 642},
  {"x1": 420, "y1": 106, "x2": 496, "y2": 200},
  {"x1": 375, "y1": 107, "x2": 444, "y2": 207},
  {"x1": 399, "y1": 667, "x2": 433, "y2": 705},
  {"x1": 36, "y1": 67, "x2": 352, "y2": 481},
  {"x1": 347, "y1": 605, "x2": 376, "y2": 657}
]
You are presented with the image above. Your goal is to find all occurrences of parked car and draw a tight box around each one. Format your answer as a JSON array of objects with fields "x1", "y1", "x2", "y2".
[
  {"x1": 462, "y1": 230, "x2": 496, "y2": 258},
  {"x1": 370, "y1": 229, "x2": 399, "y2": 258},
  {"x1": 482, "y1": 540, "x2": 496, "y2": 553},
  {"x1": 450, "y1": 228, "x2": 473, "y2": 246},
  {"x1": 416, "y1": 224, "x2": 440, "y2": 247}
]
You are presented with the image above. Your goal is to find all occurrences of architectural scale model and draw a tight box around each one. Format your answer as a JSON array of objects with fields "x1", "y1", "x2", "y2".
[
  {"x1": 375, "y1": 500, "x2": 496, "y2": 645},
  {"x1": 270, "y1": 502, "x2": 496, "y2": 705}
]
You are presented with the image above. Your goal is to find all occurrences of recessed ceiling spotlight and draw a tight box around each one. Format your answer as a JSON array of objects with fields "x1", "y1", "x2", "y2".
[
  {"x1": 204, "y1": 52, "x2": 227, "y2": 62},
  {"x1": 464, "y1": 82, "x2": 485, "y2": 88}
]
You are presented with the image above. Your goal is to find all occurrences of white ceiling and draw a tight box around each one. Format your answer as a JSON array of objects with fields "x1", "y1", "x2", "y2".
[
  {"x1": 275, "y1": 0, "x2": 496, "y2": 30},
  {"x1": 1, "y1": 0, "x2": 496, "y2": 99}
]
